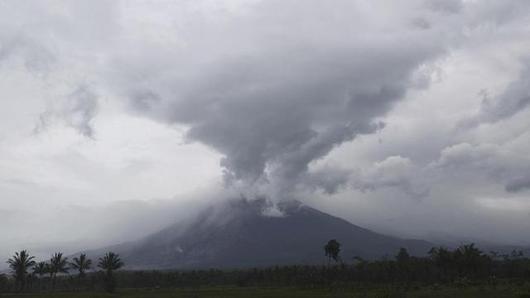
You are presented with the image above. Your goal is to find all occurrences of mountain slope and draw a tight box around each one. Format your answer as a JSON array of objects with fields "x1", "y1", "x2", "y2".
[{"x1": 91, "y1": 199, "x2": 434, "y2": 269}]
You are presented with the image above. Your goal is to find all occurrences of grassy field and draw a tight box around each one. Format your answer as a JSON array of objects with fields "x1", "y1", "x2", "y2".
[{"x1": 2, "y1": 285, "x2": 530, "y2": 298}]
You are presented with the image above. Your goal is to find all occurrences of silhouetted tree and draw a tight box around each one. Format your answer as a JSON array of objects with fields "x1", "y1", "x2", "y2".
[
  {"x1": 7, "y1": 250, "x2": 35, "y2": 292},
  {"x1": 98, "y1": 252, "x2": 123, "y2": 293},
  {"x1": 70, "y1": 254, "x2": 92, "y2": 279},
  {"x1": 429, "y1": 246, "x2": 454, "y2": 280},
  {"x1": 395, "y1": 248, "x2": 412, "y2": 283},
  {"x1": 32, "y1": 261, "x2": 48, "y2": 291},
  {"x1": 396, "y1": 248, "x2": 410, "y2": 264},
  {"x1": 32, "y1": 261, "x2": 48, "y2": 278},
  {"x1": 453, "y1": 243, "x2": 491, "y2": 278},
  {"x1": 324, "y1": 240, "x2": 341, "y2": 264},
  {"x1": 49, "y1": 253, "x2": 69, "y2": 291},
  {"x1": 4, "y1": 243, "x2": 529, "y2": 292},
  {"x1": 0, "y1": 274, "x2": 9, "y2": 293}
]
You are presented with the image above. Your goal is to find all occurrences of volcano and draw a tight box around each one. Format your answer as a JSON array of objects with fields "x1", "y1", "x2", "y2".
[{"x1": 89, "y1": 199, "x2": 433, "y2": 269}]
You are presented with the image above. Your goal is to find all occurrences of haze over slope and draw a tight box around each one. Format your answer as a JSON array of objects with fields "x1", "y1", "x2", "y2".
[{"x1": 88, "y1": 199, "x2": 432, "y2": 269}]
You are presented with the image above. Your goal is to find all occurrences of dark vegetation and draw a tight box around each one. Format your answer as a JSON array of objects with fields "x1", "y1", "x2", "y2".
[
  {"x1": 2, "y1": 242, "x2": 530, "y2": 296},
  {"x1": 2, "y1": 250, "x2": 123, "y2": 294}
]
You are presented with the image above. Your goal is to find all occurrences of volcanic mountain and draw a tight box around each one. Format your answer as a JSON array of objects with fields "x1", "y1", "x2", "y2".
[{"x1": 88, "y1": 199, "x2": 433, "y2": 269}]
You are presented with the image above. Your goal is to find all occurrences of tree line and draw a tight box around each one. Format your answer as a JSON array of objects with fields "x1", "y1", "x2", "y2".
[
  {"x1": 1, "y1": 242, "x2": 530, "y2": 293},
  {"x1": 3, "y1": 250, "x2": 123, "y2": 293}
]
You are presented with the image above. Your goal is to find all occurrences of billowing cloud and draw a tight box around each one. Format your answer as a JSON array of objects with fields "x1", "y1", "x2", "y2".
[
  {"x1": 1, "y1": 0, "x2": 530, "y2": 261},
  {"x1": 112, "y1": 0, "x2": 454, "y2": 200},
  {"x1": 431, "y1": 142, "x2": 530, "y2": 190},
  {"x1": 460, "y1": 61, "x2": 530, "y2": 128},
  {"x1": 352, "y1": 156, "x2": 430, "y2": 200}
]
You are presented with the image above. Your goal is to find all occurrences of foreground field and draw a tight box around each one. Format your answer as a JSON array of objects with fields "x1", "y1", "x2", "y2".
[{"x1": 2, "y1": 285, "x2": 530, "y2": 298}]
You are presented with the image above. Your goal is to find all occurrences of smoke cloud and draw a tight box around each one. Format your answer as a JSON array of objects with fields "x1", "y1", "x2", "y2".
[{"x1": 116, "y1": 0, "x2": 451, "y2": 200}]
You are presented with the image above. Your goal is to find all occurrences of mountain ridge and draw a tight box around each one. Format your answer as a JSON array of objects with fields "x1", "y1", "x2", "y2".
[{"x1": 83, "y1": 199, "x2": 434, "y2": 269}]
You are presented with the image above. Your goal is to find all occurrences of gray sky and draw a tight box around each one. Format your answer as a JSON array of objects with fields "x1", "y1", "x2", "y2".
[{"x1": 1, "y1": 0, "x2": 530, "y2": 260}]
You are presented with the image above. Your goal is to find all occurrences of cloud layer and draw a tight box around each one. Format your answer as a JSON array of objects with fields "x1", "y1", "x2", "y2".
[
  {"x1": 0, "y1": 0, "x2": 530, "y2": 261},
  {"x1": 115, "y1": 0, "x2": 455, "y2": 200}
]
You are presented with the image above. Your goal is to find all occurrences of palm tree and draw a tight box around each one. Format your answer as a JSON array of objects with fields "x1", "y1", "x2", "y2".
[
  {"x1": 32, "y1": 261, "x2": 48, "y2": 278},
  {"x1": 46, "y1": 263, "x2": 53, "y2": 279},
  {"x1": 454, "y1": 243, "x2": 490, "y2": 277},
  {"x1": 7, "y1": 250, "x2": 35, "y2": 292},
  {"x1": 396, "y1": 247, "x2": 411, "y2": 264},
  {"x1": 70, "y1": 254, "x2": 92, "y2": 278},
  {"x1": 32, "y1": 262, "x2": 48, "y2": 291},
  {"x1": 49, "y1": 252, "x2": 69, "y2": 291},
  {"x1": 98, "y1": 252, "x2": 123, "y2": 293},
  {"x1": 429, "y1": 246, "x2": 455, "y2": 280},
  {"x1": 324, "y1": 239, "x2": 341, "y2": 264}
]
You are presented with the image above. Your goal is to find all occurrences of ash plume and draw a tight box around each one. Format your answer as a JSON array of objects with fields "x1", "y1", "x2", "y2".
[{"x1": 122, "y1": 0, "x2": 449, "y2": 201}]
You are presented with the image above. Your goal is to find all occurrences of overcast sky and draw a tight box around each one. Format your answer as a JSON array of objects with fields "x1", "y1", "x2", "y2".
[{"x1": 1, "y1": 0, "x2": 530, "y2": 260}]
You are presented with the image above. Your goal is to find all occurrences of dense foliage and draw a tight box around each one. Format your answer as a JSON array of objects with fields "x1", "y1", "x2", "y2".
[{"x1": 1, "y1": 244, "x2": 530, "y2": 294}]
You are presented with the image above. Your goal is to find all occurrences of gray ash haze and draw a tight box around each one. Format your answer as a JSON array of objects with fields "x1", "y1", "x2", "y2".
[{"x1": 1, "y1": 0, "x2": 530, "y2": 261}]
